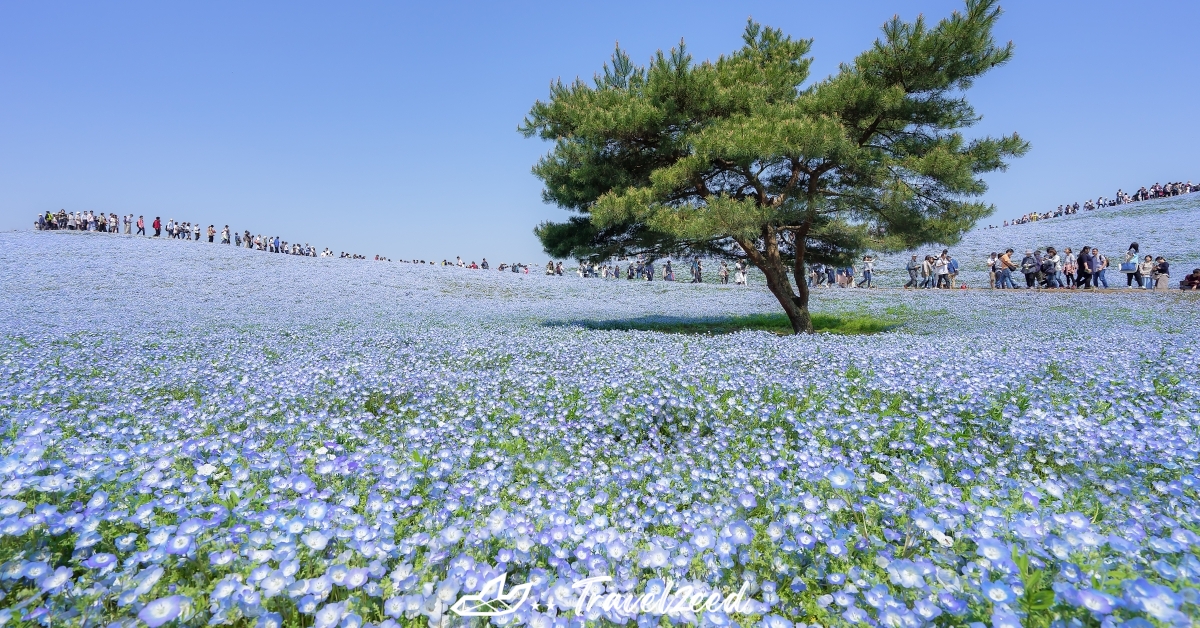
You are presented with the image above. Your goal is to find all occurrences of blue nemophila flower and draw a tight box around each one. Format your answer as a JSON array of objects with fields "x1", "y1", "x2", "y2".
[
  {"x1": 84, "y1": 553, "x2": 118, "y2": 573},
  {"x1": 826, "y1": 466, "x2": 856, "y2": 490},
  {"x1": 138, "y1": 595, "x2": 189, "y2": 628},
  {"x1": 39, "y1": 566, "x2": 73, "y2": 592},
  {"x1": 760, "y1": 614, "x2": 793, "y2": 628},
  {"x1": 312, "y1": 602, "x2": 344, "y2": 628},
  {"x1": 914, "y1": 598, "x2": 942, "y2": 620},
  {"x1": 344, "y1": 567, "x2": 369, "y2": 589},
  {"x1": 886, "y1": 560, "x2": 926, "y2": 589},
  {"x1": 1076, "y1": 588, "x2": 1117, "y2": 614},
  {"x1": 302, "y1": 530, "x2": 330, "y2": 551},
  {"x1": 981, "y1": 579, "x2": 1015, "y2": 604},
  {"x1": 21, "y1": 561, "x2": 51, "y2": 580},
  {"x1": 975, "y1": 537, "x2": 1010, "y2": 562},
  {"x1": 165, "y1": 534, "x2": 194, "y2": 555},
  {"x1": 726, "y1": 521, "x2": 754, "y2": 546},
  {"x1": 841, "y1": 606, "x2": 869, "y2": 623}
]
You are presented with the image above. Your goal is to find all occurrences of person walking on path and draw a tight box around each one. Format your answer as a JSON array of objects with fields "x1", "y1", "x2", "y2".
[
  {"x1": 152, "y1": 217, "x2": 161, "y2": 237},
  {"x1": 1042, "y1": 248, "x2": 1061, "y2": 288},
  {"x1": 1092, "y1": 249, "x2": 1109, "y2": 288},
  {"x1": 857, "y1": 255, "x2": 875, "y2": 288},
  {"x1": 1065, "y1": 249, "x2": 1084, "y2": 291},
  {"x1": 920, "y1": 255, "x2": 933, "y2": 288},
  {"x1": 905, "y1": 255, "x2": 920, "y2": 288},
  {"x1": 1075, "y1": 247, "x2": 1093, "y2": 289}
]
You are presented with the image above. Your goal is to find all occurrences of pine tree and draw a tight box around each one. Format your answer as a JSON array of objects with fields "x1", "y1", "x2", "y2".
[{"x1": 521, "y1": 0, "x2": 1029, "y2": 333}]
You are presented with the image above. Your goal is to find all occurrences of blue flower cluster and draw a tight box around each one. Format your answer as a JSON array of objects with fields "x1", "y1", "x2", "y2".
[{"x1": 0, "y1": 224, "x2": 1198, "y2": 627}]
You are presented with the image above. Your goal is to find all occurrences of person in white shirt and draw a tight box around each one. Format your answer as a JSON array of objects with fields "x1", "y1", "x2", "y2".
[
  {"x1": 856, "y1": 255, "x2": 875, "y2": 288},
  {"x1": 933, "y1": 254, "x2": 949, "y2": 288}
]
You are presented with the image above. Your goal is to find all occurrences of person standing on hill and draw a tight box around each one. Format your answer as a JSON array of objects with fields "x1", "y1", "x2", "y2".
[
  {"x1": 152, "y1": 217, "x2": 161, "y2": 237},
  {"x1": 1020, "y1": 250, "x2": 1038, "y2": 288},
  {"x1": 1139, "y1": 255, "x2": 1155, "y2": 289},
  {"x1": 1122, "y1": 243, "x2": 1141, "y2": 288},
  {"x1": 930, "y1": 254, "x2": 946, "y2": 288},
  {"x1": 1153, "y1": 257, "x2": 1170, "y2": 291},
  {"x1": 997, "y1": 249, "x2": 1016, "y2": 289}
]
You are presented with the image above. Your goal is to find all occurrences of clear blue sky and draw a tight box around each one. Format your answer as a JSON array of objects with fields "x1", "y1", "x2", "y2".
[{"x1": 2, "y1": 1, "x2": 1196, "y2": 262}]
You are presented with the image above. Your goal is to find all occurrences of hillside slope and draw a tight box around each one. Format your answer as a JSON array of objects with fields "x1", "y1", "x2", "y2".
[{"x1": 875, "y1": 192, "x2": 1200, "y2": 286}]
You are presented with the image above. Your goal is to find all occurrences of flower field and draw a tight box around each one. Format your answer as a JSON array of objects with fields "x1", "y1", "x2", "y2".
[{"x1": 1, "y1": 197, "x2": 1199, "y2": 627}]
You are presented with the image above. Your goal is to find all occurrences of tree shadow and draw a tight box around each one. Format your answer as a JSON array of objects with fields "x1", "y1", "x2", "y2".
[{"x1": 544, "y1": 312, "x2": 903, "y2": 335}]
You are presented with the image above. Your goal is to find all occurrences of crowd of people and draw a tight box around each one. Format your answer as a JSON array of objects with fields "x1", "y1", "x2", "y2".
[
  {"x1": 559, "y1": 256, "x2": 751, "y2": 285},
  {"x1": 413, "y1": 255, "x2": 752, "y2": 285},
  {"x1": 33, "y1": 210, "x2": 391, "y2": 260},
  {"x1": 985, "y1": 243, "x2": 1198, "y2": 291},
  {"x1": 804, "y1": 244, "x2": 1200, "y2": 292},
  {"x1": 33, "y1": 207, "x2": 1200, "y2": 292},
  {"x1": 808, "y1": 256, "x2": 886, "y2": 289},
  {"x1": 991, "y1": 180, "x2": 1196, "y2": 228}
]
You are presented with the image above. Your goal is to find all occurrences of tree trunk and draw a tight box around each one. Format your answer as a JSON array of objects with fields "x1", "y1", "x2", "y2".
[
  {"x1": 789, "y1": 224, "x2": 814, "y2": 334},
  {"x1": 734, "y1": 231, "x2": 815, "y2": 335},
  {"x1": 789, "y1": 280, "x2": 813, "y2": 334}
]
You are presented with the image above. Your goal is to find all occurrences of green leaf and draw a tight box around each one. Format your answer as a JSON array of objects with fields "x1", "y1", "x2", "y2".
[{"x1": 1026, "y1": 590, "x2": 1055, "y2": 610}]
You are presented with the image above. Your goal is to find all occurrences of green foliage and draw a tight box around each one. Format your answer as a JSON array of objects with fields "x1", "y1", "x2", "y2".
[{"x1": 1014, "y1": 551, "x2": 1057, "y2": 628}]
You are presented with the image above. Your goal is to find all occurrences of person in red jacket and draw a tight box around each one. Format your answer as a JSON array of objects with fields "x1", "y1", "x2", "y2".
[{"x1": 152, "y1": 217, "x2": 161, "y2": 237}]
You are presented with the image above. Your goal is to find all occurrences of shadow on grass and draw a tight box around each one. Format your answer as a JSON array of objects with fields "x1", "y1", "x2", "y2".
[{"x1": 550, "y1": 312, "x2": 903, "y2": 335}]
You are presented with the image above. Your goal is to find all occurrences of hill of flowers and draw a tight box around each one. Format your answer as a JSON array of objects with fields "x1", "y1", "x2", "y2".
[
  {"x1": 0, "y1": 208, "x2": 1198, "y2": 627},
  {"x1": 873, "y1": 192, "x2": 1200, "y2": 287}
]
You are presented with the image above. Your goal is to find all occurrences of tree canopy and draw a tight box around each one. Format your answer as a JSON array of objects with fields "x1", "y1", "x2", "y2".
[{"x1": 521, "y1": 0, "x2": 1028, "y2": 333}]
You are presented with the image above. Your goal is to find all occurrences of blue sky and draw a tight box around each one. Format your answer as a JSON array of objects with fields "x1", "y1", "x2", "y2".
[{"x1": 2, "y1": 1, "x2": 1196, "y2": 262}]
